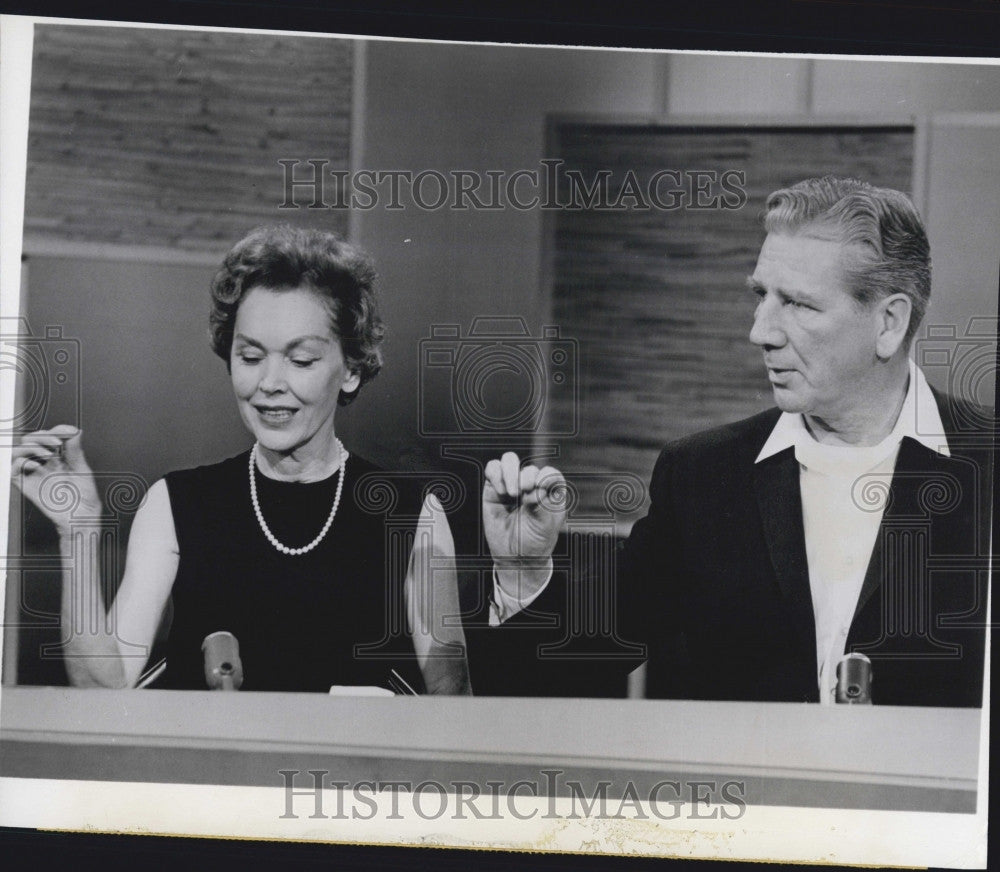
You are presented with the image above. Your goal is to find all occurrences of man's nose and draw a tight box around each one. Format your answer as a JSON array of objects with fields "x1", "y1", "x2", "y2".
[{"x1": 749, "y1": 297, "x2": 784, "y2": 348}]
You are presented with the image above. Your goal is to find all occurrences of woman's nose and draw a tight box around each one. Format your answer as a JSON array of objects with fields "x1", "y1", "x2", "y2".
[{"x1": 257, "y1": 356, "x2": 288, "y2": 393}]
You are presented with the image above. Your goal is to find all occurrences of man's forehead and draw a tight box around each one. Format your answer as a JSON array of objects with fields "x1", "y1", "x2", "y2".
[{"x1": 753, "y1": 231, "x2": 868, "y2": 284}]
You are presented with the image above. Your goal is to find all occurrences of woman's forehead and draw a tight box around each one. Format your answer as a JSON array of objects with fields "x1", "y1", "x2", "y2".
[{"x1": 234, "y1": 285, "x2": 338, "y2": 340}]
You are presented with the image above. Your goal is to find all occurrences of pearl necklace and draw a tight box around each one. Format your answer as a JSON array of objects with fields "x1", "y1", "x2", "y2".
[{"x1": 249, "y1": 440, "x2": 348, "y2": 556}]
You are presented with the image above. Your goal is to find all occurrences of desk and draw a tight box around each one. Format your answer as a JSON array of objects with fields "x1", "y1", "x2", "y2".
[{"x1": 0, "y1": 687, "x2": 980, "y2": 813}]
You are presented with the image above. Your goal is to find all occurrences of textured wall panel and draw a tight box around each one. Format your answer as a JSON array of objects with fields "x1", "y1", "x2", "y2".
[
  {"x1": 548, "y1": 124, "x2": 914, "y2": 521},
  {"x1": 25, "y1": 25, "x2": 352, "y2": 252}
]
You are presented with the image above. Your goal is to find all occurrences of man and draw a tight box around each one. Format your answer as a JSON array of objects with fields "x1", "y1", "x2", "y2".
[{"x1": 475, "y1": 176, "x2": 991, "y2": 706}]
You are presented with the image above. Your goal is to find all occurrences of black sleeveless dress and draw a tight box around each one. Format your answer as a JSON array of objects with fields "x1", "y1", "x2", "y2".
[{"x1": 158, "y1": 449, "x2": 426, "y2": 693}]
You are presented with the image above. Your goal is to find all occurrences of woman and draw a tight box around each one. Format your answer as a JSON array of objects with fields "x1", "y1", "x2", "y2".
[{"x1": 11, "y1": 226, "x2": 478, "y2": 694}]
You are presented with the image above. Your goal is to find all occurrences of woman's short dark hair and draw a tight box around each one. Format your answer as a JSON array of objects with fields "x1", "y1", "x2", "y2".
[{"x1": 209, "y1": 225, "x2": 385, "y2": 405}]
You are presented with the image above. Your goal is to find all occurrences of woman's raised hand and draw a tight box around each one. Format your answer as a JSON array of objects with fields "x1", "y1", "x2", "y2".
[{"x1": 11, "y1": 425, "x2": 102, "y2": 531}]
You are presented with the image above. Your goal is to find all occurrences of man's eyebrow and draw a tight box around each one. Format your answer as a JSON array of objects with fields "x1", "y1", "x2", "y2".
[{"x1": 745, "y1": 277, "x2": 819, "y2": 304}]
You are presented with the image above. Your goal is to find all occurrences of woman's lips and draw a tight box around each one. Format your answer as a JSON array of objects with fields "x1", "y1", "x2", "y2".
[{"x1": 255, "y1": 406, "x2": 297, "y2": 425}]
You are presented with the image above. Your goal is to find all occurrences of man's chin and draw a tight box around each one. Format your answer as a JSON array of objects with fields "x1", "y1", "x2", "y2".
[{"x1": 771, "y1": 386, "x2": 809, "y2": 414}]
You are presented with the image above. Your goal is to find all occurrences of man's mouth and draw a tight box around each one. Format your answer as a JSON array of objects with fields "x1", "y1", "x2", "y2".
[{"x1": 765, "y1": 366, "x2": 796, "y2": 383}]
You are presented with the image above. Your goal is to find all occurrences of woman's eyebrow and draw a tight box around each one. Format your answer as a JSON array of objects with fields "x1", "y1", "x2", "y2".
[
  {"x1": 232, "y1": 333, "x2": 263, "y2": 348},
  {"x1": 233, "y1": 333, "x2": 331, "y2": 349},
  {"x1": 286, "y1": 335, "x2": 332, "y2": 349}
]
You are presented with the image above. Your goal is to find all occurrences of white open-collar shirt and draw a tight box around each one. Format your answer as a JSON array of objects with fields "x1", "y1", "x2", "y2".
[{"x1": 755, "y1": 361, "x2": 950, "y2": 703}]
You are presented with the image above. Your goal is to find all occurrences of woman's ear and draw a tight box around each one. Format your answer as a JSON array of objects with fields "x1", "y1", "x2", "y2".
[{"x1": 342, "y1": 369, "x2": 362, "y2": 396}]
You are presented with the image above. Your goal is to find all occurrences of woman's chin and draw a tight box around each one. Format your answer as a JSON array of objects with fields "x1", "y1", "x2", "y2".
[{"x1": 251, "y1": 430, "x2": 301, "y2": 454}]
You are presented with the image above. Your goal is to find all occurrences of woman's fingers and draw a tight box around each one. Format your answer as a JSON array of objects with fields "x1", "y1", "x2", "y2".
[
  {"x1": 11, "y1": 455, "x2": 42, "y2": 478},
  {"x1": 44, "y1": 424, "x2": 80, "y2": 437},
  {"x1": 13, "y1": 441, "x2": 61, "y2": 466},
  {"x1": 12, "y1": 440, "x2": 57, "y2": 458},
  {"x1": 16, "y1": 433, "x2": 64, "y2": 449},
  {"x1": 13, "y1": 427, "x2": 87, "y2": 470},
  {"x1": 11, "y1": 427, "x2": 93, "y2": 503},
  {"x1": 17, "y1": 425, "x2": 78, "y2": 442},
  {"x1": 10, "y1": 427, "x2": 102, "y2": 531},
  {"x1": 11, "y1": 441, "x2": 63, "y2": 494},
  {"x1": 61, "y1": 430, "x2": 89, "y2": 468}
]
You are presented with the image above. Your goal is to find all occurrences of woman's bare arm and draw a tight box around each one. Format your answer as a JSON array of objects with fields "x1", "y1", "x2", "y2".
[{"x1": 12, "y1": 428, "x2": 179, "y2": 688}]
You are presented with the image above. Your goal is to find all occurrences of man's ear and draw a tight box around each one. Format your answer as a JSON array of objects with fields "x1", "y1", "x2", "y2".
[{"x1": 875, "y1": 293, "x2": 912, "y2": 359}]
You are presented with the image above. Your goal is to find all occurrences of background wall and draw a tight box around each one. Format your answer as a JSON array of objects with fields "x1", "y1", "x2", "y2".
[{"x1": 24, "y1": 25, "x2": 353, "y2": 253}]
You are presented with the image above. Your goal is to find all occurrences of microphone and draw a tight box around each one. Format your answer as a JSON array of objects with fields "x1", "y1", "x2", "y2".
[
  {"x1": 835, "y1": 652, "x2": 872, "y2": 704},
  {"x1": 201, "y1": 631, "x2": 244, "y2": 691}
]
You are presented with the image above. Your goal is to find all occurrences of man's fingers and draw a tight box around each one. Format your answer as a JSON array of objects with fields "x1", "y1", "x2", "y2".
[
  {"x1": 518, "y1": 465, "x2": 539, "y2": 494},
  {"x1": 483, "y1": 458, "x2": 506, "y2": 498},
  {"x1": 536, "y1": 466, "x2": 568, "y2": 507},
  {"x1": 500, "y1": 451, "x2": 520, "y2": 496},
  {"x1": 485, "y1": 455, "x2": 568, "y2": 516},
  {"x1": 518, "y1": 466, "x2": 542, "y2": 506},
  {"x1": 536, "y1": 465, "x2": 565, "y2": 487},
  {"x1": 517, "y1": 466, "x2": 568, "y2": 510}
]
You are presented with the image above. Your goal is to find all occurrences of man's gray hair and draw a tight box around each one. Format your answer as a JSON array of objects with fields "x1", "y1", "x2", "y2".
[{"x1": 764, "y1": 176, "x2": 931, "y2": 346}]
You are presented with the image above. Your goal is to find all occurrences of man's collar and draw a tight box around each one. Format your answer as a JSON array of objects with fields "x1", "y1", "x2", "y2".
[{"x1": 755, "y1": 360, "x2": 951, "y2": 465}]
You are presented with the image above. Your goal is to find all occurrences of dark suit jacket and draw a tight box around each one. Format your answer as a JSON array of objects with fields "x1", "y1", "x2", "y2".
[{"x1": 465, "y1": 390, "x2": 991, "y2": 706}]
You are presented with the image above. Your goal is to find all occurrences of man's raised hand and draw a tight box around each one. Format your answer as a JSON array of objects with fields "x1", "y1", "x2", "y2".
[{"x1": 482, "y1": 451, "x2": 567, "y2": 567}]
